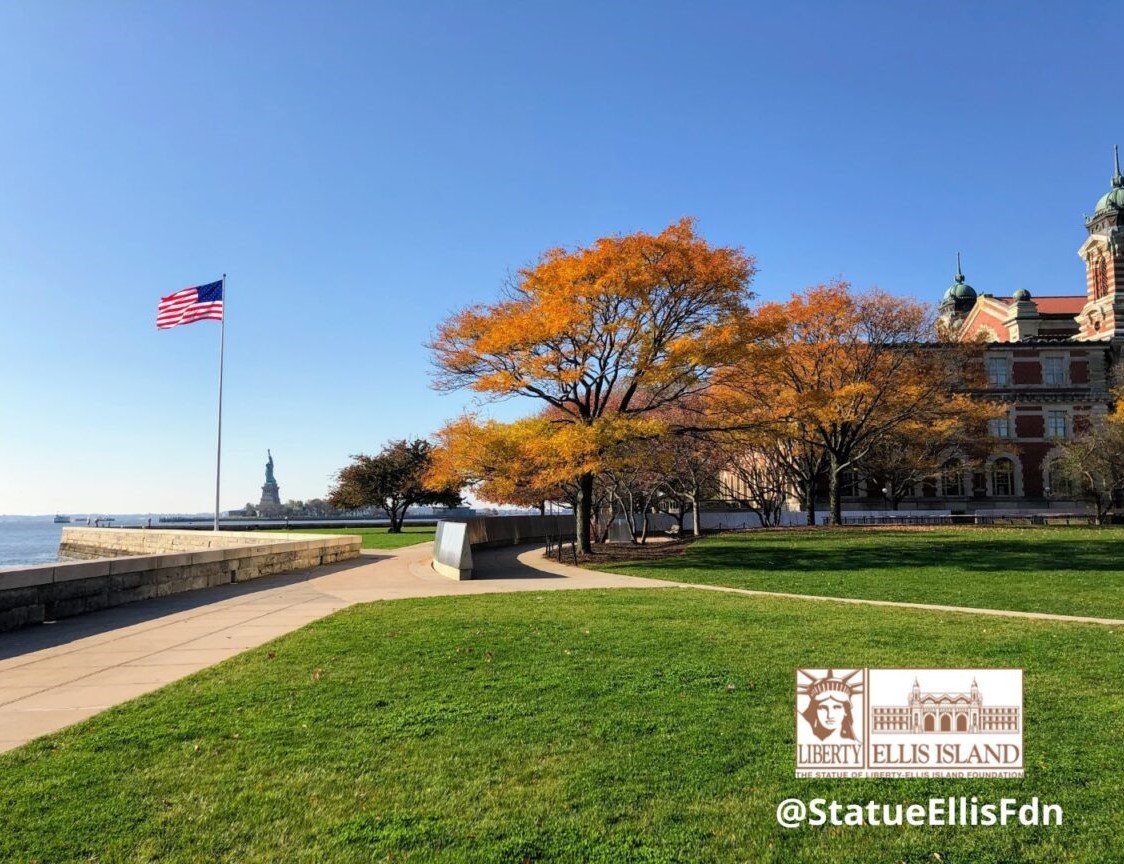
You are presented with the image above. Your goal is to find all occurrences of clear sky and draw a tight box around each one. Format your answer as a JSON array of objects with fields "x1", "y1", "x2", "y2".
[{"x1": 1, "y1": 1, "x2": 1121, "y2": 514}]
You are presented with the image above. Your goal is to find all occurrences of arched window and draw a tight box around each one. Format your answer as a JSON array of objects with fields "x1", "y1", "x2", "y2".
[
  {"x1": 1094, "y1": 255, "x2": 1109, "y2": 300},
  {"x1": 1045, "y1": 459, "x2": 1073, "y2": 497},
  {"x1": 992, "y1": 458, "x2": 1015, "y2": 496},
  {"x1": 941, "y1": 460, "x2": 964, "y2": 496}
]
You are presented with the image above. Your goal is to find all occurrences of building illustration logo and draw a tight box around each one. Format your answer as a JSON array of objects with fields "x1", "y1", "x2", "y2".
[
  {"x1": 871, "y1": 676, "x2": 1020, "y2": 734},
  {"x1": 796, "y1": 669, "x2": 1023, "y2": 778}
]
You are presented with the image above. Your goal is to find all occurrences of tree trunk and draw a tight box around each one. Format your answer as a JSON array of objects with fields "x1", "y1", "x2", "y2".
[
  {"x1": 803, "y1": 477, "x2": 817, "y2": 526},
  {"x1": 576, "y1": 472, "x2": 594, "y2": 553},
  {"x1": 595, "y1": 506, "x2": 613, "y2": 543},
  {"x1": 691, "y1": 492, "x2": 701, "y2": 536},
  {"x1": 828, "y1": 457, "x2": 843, "y2": 526}
]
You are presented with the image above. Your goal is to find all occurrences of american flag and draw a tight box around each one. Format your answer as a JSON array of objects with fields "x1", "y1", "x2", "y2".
[{"x1": 156, "y1": 280, "x2": 224, "y2": 329}]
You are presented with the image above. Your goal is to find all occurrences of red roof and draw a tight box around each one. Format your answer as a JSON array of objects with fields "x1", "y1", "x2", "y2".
[{"x1": 1005, "y1": 295, "x2": 1085, "y2": 315}]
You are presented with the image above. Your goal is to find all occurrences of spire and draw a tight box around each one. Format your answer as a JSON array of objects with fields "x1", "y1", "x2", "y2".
[
  {"x1": 955, "y1": 252, "x2": 965, "y2": 284},
  {"x1": 1114, "y1": 145, "x2": 1123, "y2": 189}
]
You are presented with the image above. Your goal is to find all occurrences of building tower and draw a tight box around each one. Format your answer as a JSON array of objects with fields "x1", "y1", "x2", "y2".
[
  {"x1": 938, "y1": 253, "x2": 978, "y2": 332},
  {"x1": 910, "y1": 677, "x2": 922, "y2": 733},
  {"x1": 1077, "y1": 146, "x2": 1124, "y2": 340}
]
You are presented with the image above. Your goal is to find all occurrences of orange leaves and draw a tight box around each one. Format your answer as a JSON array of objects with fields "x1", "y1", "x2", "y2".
[
  {"x1": 429, "y1": 412, "x2": 671, "y2": 508},
  {"x1": 716, "y1": 282, "x2": 953, "y2": 434},
  {"x1": 429, "y1": 218, "x2": 756, "y2": 420}
]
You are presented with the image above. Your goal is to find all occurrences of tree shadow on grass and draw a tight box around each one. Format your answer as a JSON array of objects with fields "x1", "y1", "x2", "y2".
[{"x1": 622, "y1": 531, "x2": 1124, "y2": 577}]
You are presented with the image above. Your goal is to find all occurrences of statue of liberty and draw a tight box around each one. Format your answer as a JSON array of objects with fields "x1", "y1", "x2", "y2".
[{"x1": 265, "y1": 450, "x2": 275, "y2": 485}]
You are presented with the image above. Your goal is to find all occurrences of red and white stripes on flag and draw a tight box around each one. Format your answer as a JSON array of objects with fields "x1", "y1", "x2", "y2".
[{"x1": 156, "y1": 280, "x2": 224, "y2": 329}]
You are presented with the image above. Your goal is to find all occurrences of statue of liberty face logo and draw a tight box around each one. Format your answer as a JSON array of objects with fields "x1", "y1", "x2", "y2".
[{"x1": 797, "y1": 669, "x2": 863, "y2": 742}]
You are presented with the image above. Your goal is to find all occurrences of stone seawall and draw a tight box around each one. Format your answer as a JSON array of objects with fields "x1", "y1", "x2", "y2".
[
  {"x1": 0, "y1": 529, "x2": 361, "y2": 633},
  {"x1": 57, "y1": 527, "x2": 314, "y2": 559}
]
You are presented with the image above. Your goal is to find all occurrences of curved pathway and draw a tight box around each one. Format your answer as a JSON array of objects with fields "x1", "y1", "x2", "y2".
[{"x1": 0, "y1": 541, "x2": 1119, "y2": 753}]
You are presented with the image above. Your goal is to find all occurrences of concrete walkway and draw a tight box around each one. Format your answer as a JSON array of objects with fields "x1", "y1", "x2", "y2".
[{"x1": 1, "y1": 542, "x2": 1120, "y2": 753}]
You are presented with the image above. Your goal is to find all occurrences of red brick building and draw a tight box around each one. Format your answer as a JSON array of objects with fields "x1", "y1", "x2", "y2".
[{"x1": 845, "y1": 152, "x2": 1124, "y2": 513}]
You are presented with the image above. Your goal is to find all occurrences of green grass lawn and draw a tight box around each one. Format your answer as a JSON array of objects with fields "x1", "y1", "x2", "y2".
[
  {"x1": 2, "y1": 589, "x2": 1121, "y2": 863},
  {"x1": 286, "y1": 525, "x2": 436, "y2": 549},
  {"x1": 594, "y1": 527, "x2": 1124, "y2": 620}
]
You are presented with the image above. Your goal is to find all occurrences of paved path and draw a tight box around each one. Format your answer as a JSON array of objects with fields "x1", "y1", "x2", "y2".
[{"x1": 1, "y1": 542, "x2": 1120, "y2": 753}]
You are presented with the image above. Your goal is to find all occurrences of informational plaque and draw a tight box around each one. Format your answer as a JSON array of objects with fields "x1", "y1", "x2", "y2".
[{"x1": 432, "y1": 521, "x2": 473, "y2": 580}]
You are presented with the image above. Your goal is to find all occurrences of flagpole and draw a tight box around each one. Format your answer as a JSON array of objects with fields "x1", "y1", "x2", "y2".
[{"x1": 214, "y1": 274, "x2": 226, "y2": 531}]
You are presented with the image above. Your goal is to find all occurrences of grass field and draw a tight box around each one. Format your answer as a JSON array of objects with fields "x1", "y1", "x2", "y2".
[
  {"x1": 1, "y1": 588, "x2": 1121, "y2": 863},
  {"x1": 288, "y1": 525, "x2": 436, "y2": 549},
  {"x1": 593, "y1": 527, "x2": 1124, "y2": 619}
]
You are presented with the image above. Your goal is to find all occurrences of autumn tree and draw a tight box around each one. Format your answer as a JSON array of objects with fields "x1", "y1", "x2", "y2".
[
  {"x1": 1053, "y1": 408, "x2": 1124, "y2": 524},
  {"x1": 716, "y1": 283, "x2": 988, "y2": 525},
  {"x1": 856, "y1": 415, "x2": 980, "y2": 510},
  {"x1": 600, "y1": 438, "x2": 668, "y2": 544},
  {"x1": 430, "y1": 218, "x2": 757, "y2": 551},
  {"x1": 651, "y1": 430, "x2": 724, "y2": 536},
  {"x1": 429, "y1": 415, "x2": 591, "y2": 512},
  {"x1": 329, "y1": 439, "x2": 461, "y2": 532},
  {"x1": 718, "y1": 434, "x2": 796, "y2": 527},
  {"x1": 715, "y1": 425, "x2": 827, "y2": 525}
]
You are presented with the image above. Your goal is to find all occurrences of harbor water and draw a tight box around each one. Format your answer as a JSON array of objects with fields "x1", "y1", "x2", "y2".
[{"x1": 0, "y1": 519, "x2": 64, "y2": 569}]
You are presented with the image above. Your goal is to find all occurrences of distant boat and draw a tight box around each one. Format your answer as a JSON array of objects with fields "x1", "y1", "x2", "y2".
[{"x1": 53, "y1": 514, "x2": 71, "y2": 523}]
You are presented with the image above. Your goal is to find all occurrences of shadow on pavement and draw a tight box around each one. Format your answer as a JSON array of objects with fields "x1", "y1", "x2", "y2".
[
  {"x1": 470, "y1": 545, "x2": 567, "y2": 580},
  {"x1": 0, "y1": 553, "x2": 389, "y2": 660}
]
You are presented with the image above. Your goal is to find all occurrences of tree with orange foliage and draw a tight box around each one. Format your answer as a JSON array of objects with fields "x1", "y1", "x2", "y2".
[
  {"x1": 428, "y1": 414, "x2": 588, "y2": 512},
  {"x1": 716, "y1": 282, "x2": 990, "y2": 525},
  {"x1": 430, "y1": 218, "x2": 757, "y2": 551}
]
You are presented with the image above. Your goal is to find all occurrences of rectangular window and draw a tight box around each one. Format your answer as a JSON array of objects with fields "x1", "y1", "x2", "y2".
[
  {"x1": 989, "y1": 416, "x2": 1012, "y2": 438},
  {"x1": 1043, "y1": 356, "x2": 1065, "y2": 386},
  {"x1": 992, "y1": 461, "x2": 1014, "y2": 496},
  {"x1": 942, "y1": 469, "x2": 963, "y2": 496},
  {"x1": 840, "y1": 470, "x2": 861, "y2": 497},
  {"x1": 1047, "y1": 410, "x2": 1067, "y2": 438},
  {"x1": 986, "y1": 356, "x2": 1010, "y2": 386}
]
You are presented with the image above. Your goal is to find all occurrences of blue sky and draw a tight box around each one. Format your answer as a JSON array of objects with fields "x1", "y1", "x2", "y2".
[{"x1": 1, "y1": 1, "x2": 1120, "y2": 514}]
